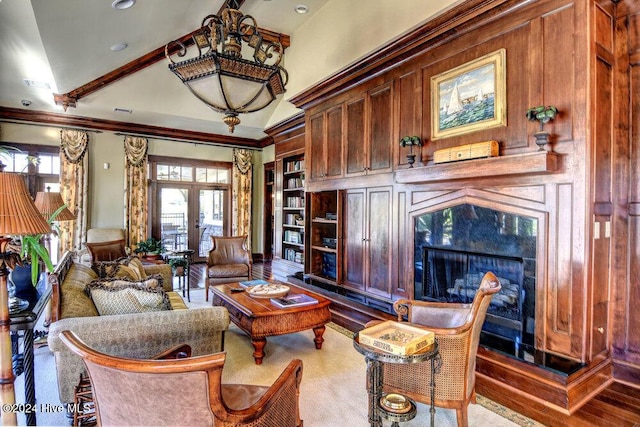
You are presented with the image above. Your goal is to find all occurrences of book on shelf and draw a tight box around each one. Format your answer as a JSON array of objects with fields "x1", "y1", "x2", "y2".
[
  {"x1": 358, "y1": 320, "x2": 435, "y2": 356},
  {"x1": 285, "y1": 159, "x2": 305, "y2": 172},
  {"x1": 239, "y1": 279, "x2": 269, "y2": 288},
  {"x1": 271, "y1": 293, "x2": 318, "y2": 308},
  {"x1": 284, "y1": 230, "x2": 301, "y2": 244}
]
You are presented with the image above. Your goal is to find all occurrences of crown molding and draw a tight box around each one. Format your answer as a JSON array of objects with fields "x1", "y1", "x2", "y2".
[{"x1": 0, "y1": 107, "x2": 262, "y2": 148}]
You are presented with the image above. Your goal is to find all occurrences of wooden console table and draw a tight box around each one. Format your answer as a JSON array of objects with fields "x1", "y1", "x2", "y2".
[{"x1": 211, "y1": 282, "x2": 331, "y2": 364}]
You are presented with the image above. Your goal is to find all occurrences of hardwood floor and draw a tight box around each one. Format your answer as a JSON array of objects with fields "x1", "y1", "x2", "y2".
[{"x1": 191, "y1": 261, "x2": 640, "y2": 426}]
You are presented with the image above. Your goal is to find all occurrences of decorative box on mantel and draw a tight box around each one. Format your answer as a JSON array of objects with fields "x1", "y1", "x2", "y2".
[{"x1": 394, "y1": 151, "x2": 559, "y2": 185}]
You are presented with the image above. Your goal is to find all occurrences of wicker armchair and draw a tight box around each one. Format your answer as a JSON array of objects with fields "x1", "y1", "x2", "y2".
[
  {"x1": 59, "y1": 330, "x2": 304, "y2": 427},
  {"x1": 206, "y1": 235, "x2": 252, "y2": 301},
  {"x1": 378, "y1": 271, "x2": 501, "y2": 427}
]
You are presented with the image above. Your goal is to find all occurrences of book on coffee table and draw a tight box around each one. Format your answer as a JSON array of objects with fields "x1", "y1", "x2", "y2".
[
  {"x1": 359, "y1": 320, "x2": 435, "y2": 356},
  {"x1": 239, "y1": 279, "x2": 269, "y2": 287},
  {"x1": 270, "y1": 293, "x2": 318, "y2": 308}
]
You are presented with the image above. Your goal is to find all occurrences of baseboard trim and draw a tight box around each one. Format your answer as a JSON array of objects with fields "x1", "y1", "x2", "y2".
[{"x1": 476, "y1": 350, "x2": 612, "y2": 422}]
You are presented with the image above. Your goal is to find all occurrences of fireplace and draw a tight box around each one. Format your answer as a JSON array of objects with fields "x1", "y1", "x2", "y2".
[{"x1": 414, "y1": 204, "x2": 537, "y2": 353}]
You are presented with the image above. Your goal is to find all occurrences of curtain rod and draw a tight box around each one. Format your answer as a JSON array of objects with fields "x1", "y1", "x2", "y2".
[
  {"x1": 113, "y1": 132, "x2": 262, "y2": 151},
  {"x1": 0, "y1": 119, "x2": 102, "y2": 133}
]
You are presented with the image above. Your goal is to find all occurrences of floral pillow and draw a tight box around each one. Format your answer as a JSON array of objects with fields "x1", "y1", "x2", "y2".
[
  {"x1": 92, "y1": 256, "x2": 148, "y2": 281},
  {"x1": 84, "y1": 275, "x2": 170, "y2": 316}
]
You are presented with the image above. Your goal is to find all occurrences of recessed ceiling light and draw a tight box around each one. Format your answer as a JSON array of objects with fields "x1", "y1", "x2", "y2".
[
  {"x1": 111, "y1": 0, "x2": 135, "y2": 10},
  {"x1": 110, "y1": 42, "x2": 128, "y2": 52},
  {"x1": 294, "y1": 4, "x2": 309, "y2": 14}
]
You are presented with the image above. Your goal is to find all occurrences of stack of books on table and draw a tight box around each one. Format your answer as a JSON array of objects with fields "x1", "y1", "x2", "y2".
[
  {"x1": 358, "y1": 320, "x2": 435, "y2": 356},
  {"x1": 270, "y1": 293, "x2": 318, "y2": 308}
]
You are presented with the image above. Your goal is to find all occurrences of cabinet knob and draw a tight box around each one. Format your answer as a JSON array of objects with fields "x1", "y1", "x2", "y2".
[{"x1": 597, "y1": 327, "x2": 604, "y2": 334}]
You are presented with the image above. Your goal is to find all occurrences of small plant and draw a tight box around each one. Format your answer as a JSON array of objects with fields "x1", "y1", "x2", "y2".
[
  {"x1": 525, "y1": 105, "x2": 558, "y2": 131},
  {"x1": 134, "y1": 237, "x2": 165, "y2": 255},
  {"x1": 526, "y1": 105, "x2": 559, "y2": 151},
  {"x1": 399, "y1": 136, "x2": 423, "y2": 167},
  {"x1": 399, "y1": 136, "x2": 422, "y2": 148},
  {"x1": 168, "y1": 257, "x2": 188, "y2": 270}
]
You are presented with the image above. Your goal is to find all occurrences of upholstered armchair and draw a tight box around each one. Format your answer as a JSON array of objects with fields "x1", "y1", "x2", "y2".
[
  {"x1": 59, "y1": 330, "x2": 303, "y2": 427},
  {"x1": 206, "y1": 235, "x2": 252, "y2": 301},
  {"x1": 375, "y1": 271, "x2": 501, "y2": 427}
]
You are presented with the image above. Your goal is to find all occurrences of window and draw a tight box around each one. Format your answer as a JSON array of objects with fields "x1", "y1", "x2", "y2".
[{"x1": 0, "y1": 144, "x2": 60, "y2": 193}]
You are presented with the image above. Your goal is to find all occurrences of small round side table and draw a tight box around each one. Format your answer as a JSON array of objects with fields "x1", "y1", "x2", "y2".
[
  {"x1": 353, "y1": 332, "x2": 440, "y2": 427},
  {"x1": 165, "y1": 249, "x2": 195, "y2": 302}
]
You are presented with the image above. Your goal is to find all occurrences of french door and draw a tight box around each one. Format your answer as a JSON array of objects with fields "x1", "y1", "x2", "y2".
[
  {"x1": 157, "y1": 184, "x2": 229, "y2": 262},
  {"x1": 150, "y1": 157, "x2": 232, "y2": 263}
]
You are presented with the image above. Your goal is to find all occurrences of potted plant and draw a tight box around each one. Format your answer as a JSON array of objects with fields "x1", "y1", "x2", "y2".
[
  {"x1": 525, "y1": 105, "x2": 559, "y2": 151},
  {"x1": 399, "y1": 136, "x2": 423, "y2": 168},
  {"x1": 168, "y1": 257, "x2": 188, "y2": 276},
  {"x1": 134, "y1": 237, "x2": 165, "y2": 260}
]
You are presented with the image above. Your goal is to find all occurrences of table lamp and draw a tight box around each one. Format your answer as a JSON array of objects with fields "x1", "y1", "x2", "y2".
[
  {"x1": 33, "y1": 187, "x2": 75, "y2": 221},
  {"x1": 0, "y1": 171, "x2": 51, "y2": 426}
]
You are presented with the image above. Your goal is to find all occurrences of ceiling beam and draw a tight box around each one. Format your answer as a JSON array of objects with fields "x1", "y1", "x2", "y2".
[{"x1": 53, "y1": 0, "x2": 290, "y2": 110}]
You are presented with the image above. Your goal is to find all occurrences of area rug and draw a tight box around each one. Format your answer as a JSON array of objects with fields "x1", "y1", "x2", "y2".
[
  {"x1": 16, "y1": 285, "x2": 543, "y2": 426},
  {"x1": 220, "y1": 321, "x2": 542, "y2": 426},
  {"x1": 325, "y1": 322, "x2": 543, "y2": 427}
]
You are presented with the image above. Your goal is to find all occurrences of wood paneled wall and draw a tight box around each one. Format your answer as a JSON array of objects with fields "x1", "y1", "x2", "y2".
[
  {"x1": 286, "y1": 0, "x2": 640, "y2": 408},
  {"x1": 612, "y1": 0, "x2": 640, "y2": 384}
]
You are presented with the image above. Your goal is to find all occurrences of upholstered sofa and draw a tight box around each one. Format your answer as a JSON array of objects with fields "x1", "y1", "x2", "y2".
[{"x1": 47, "y1": 251, "x2": 230, "y2": 405}]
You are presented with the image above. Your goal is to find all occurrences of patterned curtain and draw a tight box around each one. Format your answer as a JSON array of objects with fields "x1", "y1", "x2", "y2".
[
  {"x1": 232, "y1": 148, "x2": 252, "y2": 251},
  {"x1": 123, "y1": 136, "x2": 148, "y2": 249},
  {"x1": 59, "y1": 129, "x2": 89, "y2": 256}
]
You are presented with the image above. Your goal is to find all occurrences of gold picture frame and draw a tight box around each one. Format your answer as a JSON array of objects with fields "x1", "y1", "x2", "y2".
[{"x1": 431, "y1": 49, "x2": 506, "y2": 140}]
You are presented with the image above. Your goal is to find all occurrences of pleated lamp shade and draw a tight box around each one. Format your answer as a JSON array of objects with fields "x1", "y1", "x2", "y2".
[
  {"x1": 34, "y1": 190, "x2": 75, "y2": 221},
  {"x1": 0, "y1": 172, "x2": 51, "y2": 236}
]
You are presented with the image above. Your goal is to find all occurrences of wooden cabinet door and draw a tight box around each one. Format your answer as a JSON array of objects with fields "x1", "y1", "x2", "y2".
[
  {"x1": 368, "y1": 83, "x2": 393, "y2": 174},
  {"x1": 345, "y1": 96, "x2": 366, "y2": 177},
  {"x1": 345, "y1": 83, "x2": 393, "y2": 177},
  {"x1": 307, "y1": 106, "x2": 343, "y2": 181},
  {"x1": 342, "y1": 186, "x2": 392, "y2": 298},
  {"x1": 343, "y1": 188, "x2": 366, "y2": 290},
  {"x1": 365, "y1": 187, "x2": 392, "y2": 298},
  {"x1": 325, "y1": 105, "x2": 343, "y2": 179},
  {"x1": 308, "y1": 112, "x2": 325, "y2": 182}
]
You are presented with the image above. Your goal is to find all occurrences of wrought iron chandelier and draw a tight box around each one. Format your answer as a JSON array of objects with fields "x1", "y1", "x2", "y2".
[{"x1": 165, "y1": 1, "x2": 288, "y2": 133}]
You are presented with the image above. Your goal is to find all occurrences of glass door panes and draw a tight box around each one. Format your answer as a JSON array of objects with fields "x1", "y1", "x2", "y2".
[
  {"x1": 197, "y1": 188, "x2": 228, "y2": 258},
  {"x1": 160, "y1": 187, "x2": 189, "y2": 252}
]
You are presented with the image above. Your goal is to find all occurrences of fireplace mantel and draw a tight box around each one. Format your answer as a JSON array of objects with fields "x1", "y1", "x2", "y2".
[{"x1": 395, "y1": 151, "x2": 559, "y2": 184}]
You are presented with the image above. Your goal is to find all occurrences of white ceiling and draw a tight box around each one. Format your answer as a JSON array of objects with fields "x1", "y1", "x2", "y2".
[
  {"x1": 0, "y1": 0, "x2": 460, "y2": 141},
  {"x1": 0, "y1": 0, "x2": 330, "y2": 140}
]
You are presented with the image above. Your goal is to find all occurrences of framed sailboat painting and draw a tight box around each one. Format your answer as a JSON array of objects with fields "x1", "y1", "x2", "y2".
[{"x1": 431, "y1": 49, "x2": 506, "y2": 140}]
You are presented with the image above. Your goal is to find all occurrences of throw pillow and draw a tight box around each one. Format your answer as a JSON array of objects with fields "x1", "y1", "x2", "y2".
[
  {"x1": 84, "y1": 275, "x2": 170, "y2": 316},
  {"x1": 118, "y1": 256, "x2": 148, "y2": 280},
  {"x1": 92, "y1": 260, "x2": 141, "y2": 281},
  {"x1": 86, "y1": 239, "x2": 127, "y2": 262}
]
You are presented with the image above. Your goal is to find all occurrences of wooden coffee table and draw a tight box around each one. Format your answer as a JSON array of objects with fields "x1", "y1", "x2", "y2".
[{"x1": 211, "y1": 282, "x2": 332, "y2": 364}]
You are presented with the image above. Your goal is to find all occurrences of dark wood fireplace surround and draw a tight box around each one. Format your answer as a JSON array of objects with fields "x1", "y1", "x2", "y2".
[{"x1": 267, "y1": 0, "x2": 640, "y2": 422}]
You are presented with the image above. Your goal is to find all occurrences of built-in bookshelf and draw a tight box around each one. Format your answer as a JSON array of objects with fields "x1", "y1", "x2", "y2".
[
  {"x1": 280, "y1": 153, "x2": 305, "y2": 270},
  {"x1": 305, "y1": 190, "x2": 339, "y2": 284}
]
